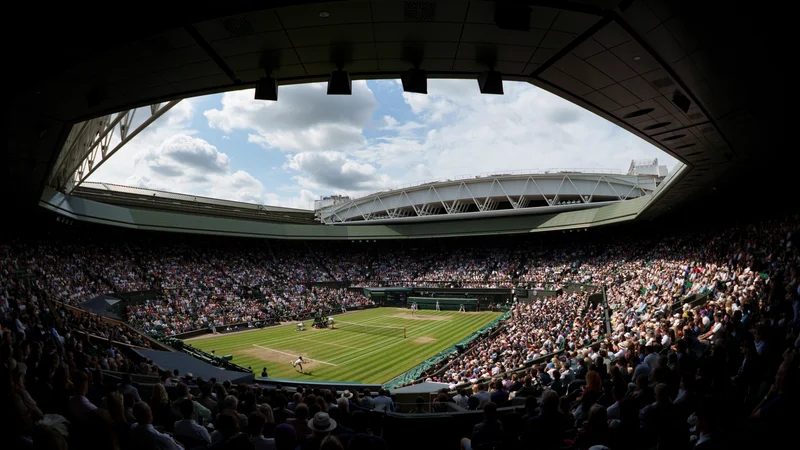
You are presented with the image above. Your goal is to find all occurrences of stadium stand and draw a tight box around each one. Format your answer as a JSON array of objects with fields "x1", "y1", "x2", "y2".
[
  {"x1": 2, "y1": 210, "x2": 798, "y2": 449},
  {"x1": 2, "y1": 0, "x2": 796, "y2": 447}
]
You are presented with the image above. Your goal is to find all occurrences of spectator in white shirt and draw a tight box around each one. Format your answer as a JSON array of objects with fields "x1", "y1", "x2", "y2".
[
  {"x1": 68, "y1": 371, "x2": 97, "y2": 423},
  {"x1": 453, "y1": 388, "x2": 470, "y2": 409},
  {"x1": 118, "y1": 374, "x2": 141, "y2": 402},
  {"x1": 173, "y1": 399, "x2": 211, "y2": 446},
  {"x1": 360, "y1": 389, "x2": 375, "y2": 410},
  {"x1": 129, "y1": 402, "x2": 183, "y2": 450},
  {"x1": 170, "y1": 382, "x2": 212, "y2": 425},
  {"x1": 372, "y1": 389, "x2": 395, "y2": 412}
]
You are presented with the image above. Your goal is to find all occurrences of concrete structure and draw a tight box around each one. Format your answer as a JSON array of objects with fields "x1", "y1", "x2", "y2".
[
  {"x1": 4, "y1": 1, "x2": 788, "y2": 236},
  {"x1": 316, "y1": 168, "x2": 662, "y2": 224}
]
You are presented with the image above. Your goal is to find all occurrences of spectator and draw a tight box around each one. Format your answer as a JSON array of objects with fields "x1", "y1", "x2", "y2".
[
  {"x1": 520, "y1": 389, "x2": 564, "y2": 450},
  {"x1": 129, "y1": 402, "x2": 183, "y2": 450},
  {"x1": 174, "y1": 398, "x2": 212, "y2": 446},
  {"x1": 248, "y1": 411, "x2": 277, "y2": 450},
  {"x1": 460, "y1": 402, "x2": 503, "y2": 450},
  {"x1": 67, "y1": 370, "x2": 97, "y2": 423}
]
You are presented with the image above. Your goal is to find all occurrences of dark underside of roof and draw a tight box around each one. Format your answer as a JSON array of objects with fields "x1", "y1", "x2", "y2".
[{"x1": 1, "y1": 1, "x2": 791, "y2": 227}]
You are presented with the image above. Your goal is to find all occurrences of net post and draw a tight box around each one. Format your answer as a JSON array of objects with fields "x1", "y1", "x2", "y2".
[{"x1": 404, "y1": 327, "x2": 407, "y2": 338}]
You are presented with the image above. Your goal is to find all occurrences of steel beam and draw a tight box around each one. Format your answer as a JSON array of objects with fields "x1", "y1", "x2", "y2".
[{"x1": 48, "y1": 100, "x2": 181, "y2": 193}]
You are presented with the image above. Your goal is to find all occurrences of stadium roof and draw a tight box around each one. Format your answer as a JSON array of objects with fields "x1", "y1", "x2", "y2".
[
  {"x1": 4, "y1": 1, "x2": 789, "y2": 230},
  {"x1": 75, "y1": 181, "x2": 317, "y2": 224}
]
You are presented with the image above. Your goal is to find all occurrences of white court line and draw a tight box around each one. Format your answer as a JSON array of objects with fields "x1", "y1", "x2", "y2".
[
  {"x1": 332, "y1": 340, "x2": 396, "y2": 367},
  {"x1": 329, "y1": 311, "x2": 467, "y2": 367},
  {"x1": 294, "y1": 337, "x2": 364, "y2": 351},
  {"x1": 252, "y1": 344, "x2": 339, "y2": 366}
]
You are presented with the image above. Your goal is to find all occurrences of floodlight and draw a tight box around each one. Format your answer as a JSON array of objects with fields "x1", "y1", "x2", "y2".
[
  {"x1": 327, "y1": 69, "x2": 352, "y2": 95},
  {"x1": 401, "y1": 68, "x2": 428, "y2": 94},
  {"x1": 254, "y1": 77, "x2": 278, "y2": 101},
  {"x1": 478, "y1": 71, "x2": 504, "y2": 95}
]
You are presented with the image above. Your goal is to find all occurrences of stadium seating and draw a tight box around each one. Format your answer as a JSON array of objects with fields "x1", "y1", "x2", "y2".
[{"x1": 1, "y1": 212, "x2": 799, "y2": 450}]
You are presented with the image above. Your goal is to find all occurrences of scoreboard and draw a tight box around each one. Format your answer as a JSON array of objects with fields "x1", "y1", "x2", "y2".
[{"x1": 385, "y1": 290, "x2": 409, "y2": 305}]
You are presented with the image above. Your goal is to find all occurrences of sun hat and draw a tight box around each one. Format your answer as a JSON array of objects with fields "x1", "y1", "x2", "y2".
[
  {"x1": 308, "y1": 412, "x2": 337, "y2": 432},
  {"x1": 341, "y1": 390, "x2": 353, "y2": 399}
]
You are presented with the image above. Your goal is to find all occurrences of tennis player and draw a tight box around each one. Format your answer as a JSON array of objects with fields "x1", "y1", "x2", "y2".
[
  {"x1": 410, "y1": 302, "x2": 417, "y2": 315},
  {"x1": 292, "y1": 356, "x2": 304, "y2": 373},
  {"x1": 436, "y1": 300, "x2": 440, "y2": 311}
]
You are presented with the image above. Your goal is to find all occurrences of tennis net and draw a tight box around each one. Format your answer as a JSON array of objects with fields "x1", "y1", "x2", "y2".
[{"x1": 334, "y1": 320, "x2": 406, "y2": 338}]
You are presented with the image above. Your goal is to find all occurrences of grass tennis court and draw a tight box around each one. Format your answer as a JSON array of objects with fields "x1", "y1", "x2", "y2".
[{"x1": 187, "y1": 307, "x2": 502, "y2": 384}]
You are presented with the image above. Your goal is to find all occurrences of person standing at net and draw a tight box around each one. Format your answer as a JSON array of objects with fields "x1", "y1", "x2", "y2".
[
  {"x1": 292, "y1": 356, "x2": 304, "y2": 373},
  {"x1": 436, "y1": 300, "x2": 440, "y2": 311}
]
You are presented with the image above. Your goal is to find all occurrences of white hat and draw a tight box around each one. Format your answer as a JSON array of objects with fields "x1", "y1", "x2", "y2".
[
  {"x1": 308, "y1": 412, "x2": 337, "y2": 432},
  {"x1": 341, "y1": 390, "x2": 353, "y2": 399}
]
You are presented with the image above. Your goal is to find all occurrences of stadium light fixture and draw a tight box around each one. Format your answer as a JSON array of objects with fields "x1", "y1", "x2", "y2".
[
  {"x1": 327, "y1": 69, "x2": 352, "y2": 95},
  {"x1": 401, "y1": 68, "x2": 427, "y2": 94},
  {"x1": 478, "y1": 71, "x2": 504, "y2": 95},
  {"x1": 254, "y1": 76, "x2": 278, "y2": 101}
]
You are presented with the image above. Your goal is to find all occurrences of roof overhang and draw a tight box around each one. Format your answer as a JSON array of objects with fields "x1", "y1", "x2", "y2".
[
  {"x1": 40, "y1": 164, "x2": 686, "y2": 239},
  {"x1": 3, "y1": 1, "x2": 786, "y2": 223}
]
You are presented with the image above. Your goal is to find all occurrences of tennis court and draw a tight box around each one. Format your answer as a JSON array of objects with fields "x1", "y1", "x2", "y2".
[{"x1": 187, "y1": 307, "x2": 502, "y2": 384}]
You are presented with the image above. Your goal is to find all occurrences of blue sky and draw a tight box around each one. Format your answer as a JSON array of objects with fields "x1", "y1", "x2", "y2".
[{"x1": 89, "y1": 79, "x2": 677, "y2": 210}]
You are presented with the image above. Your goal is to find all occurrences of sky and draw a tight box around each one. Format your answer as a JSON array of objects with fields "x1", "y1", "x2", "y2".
[{"x1": 88, "y1": 79, "x2": 678, "y2": 210}]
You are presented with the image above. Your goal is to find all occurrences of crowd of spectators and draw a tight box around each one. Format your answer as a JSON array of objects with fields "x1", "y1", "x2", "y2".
[
  {"x1": 425, "y1": 290, "x2": 605, "y2": 386},
  {"x1": 2, "y1": 274, "x2": 390, "y2": 449},
  {"x1": 1, "y1": 210, "x2": 799, "y2": 449},
  {"x1": 449, "y1": 216, "x2": 798, "y2": 449}
]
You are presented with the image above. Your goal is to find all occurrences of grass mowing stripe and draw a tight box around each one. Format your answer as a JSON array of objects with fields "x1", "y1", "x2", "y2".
[
  {"x1": 333, "y1": 313, "x2": 486, "y2": 380},
  {"x1": 252, "y1": 344, "x2": 339, "y2": 366},
  {"x1": 190, "y1": 308, "x2": 501, "y2": 384}
]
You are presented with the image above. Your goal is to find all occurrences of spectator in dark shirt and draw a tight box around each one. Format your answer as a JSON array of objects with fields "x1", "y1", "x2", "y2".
[
  {"x1": 460, "y1": 402, "x2": 504, "y2": 450},
  {"x1": 515, "y1": 376, "x2": 537, "y2": 398},
  {"x1": 575, "y1": 359, "x2": 589, "y2": 381},
  {"x1": 549, "y1": 370, "x2": 567, "y2": 397},
  {"x1": 509, "y1": 374, "x2": 523, "y2": 392},
  {"x1": 572, "y1": 404, "x2": 612, "y2": 450},
  {"x1": 536, "y1": 365, "x2": 552, "y2": 386},
  {"x1": 489, "y1": 382, "x2": 509, "y2": 405},
  {"x1": 273, "y1": 395, "x2": 295, "y2": 423},
  {"x1": 520, "y1": 390, "x2": 564, "y2": 449}
]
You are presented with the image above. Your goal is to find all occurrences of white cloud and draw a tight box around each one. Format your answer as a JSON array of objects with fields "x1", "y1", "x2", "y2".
[
  {"x1": 382, "y1": 115, "x2": 399, "y2": 128},
  {"x1": 372, "y1": 80, "x2": 678, "y2": 180},
  {"x1": 287, "y1": 151, "x2": 391, "y2": 193},
  {"x1": 89, "y1": 79, "x2": 676, "y2": 210},
  {"x1": 204, "y1": 81, "x2": 378, "y2": 152},
  {"x1": 87, "y1": 97, "x2": 318, "y2": 209},
  {"x1": 265, "y1": 189, "x2": 318, "y2": 210},
  {"x1": 137, "y1": 135, "x2": 230, "y2": 176},
  {"x1": 166, "y1": 100, "x2": 194, "y2": 125},
  {"x1": 127, "y1": 134, "x2": 269, "y2": 204}
]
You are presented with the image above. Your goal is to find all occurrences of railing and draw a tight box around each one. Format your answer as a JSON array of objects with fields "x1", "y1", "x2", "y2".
[
  {"x1": 388, "y1": 168, "x2": 627, "y2": 191},
  {"x1": 57, "y1": 300, "x2": 173, "y2": 352}
]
